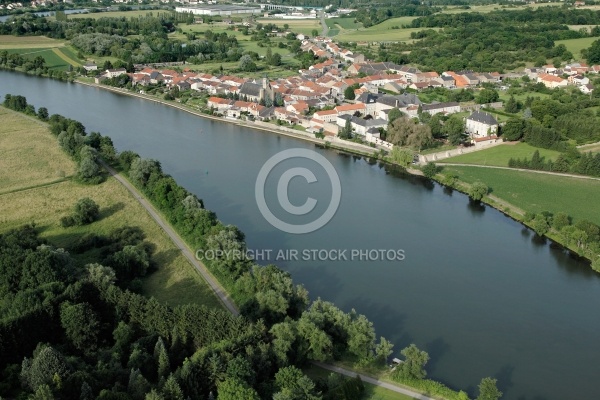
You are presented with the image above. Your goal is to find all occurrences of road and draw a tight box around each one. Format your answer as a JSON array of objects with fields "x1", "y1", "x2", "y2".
[
  {"x1": 320, "y1": 11, "x2": 328, "y2": 37},
  {"x1": 312, "y1": 362, "x2": 436, "y2": 400},
  {"x1": 97, "y1": 159, "x2": 239, "y2": 316},
  {"x1": 439, "y1": 162, "x2": 600, "y2": 181}
]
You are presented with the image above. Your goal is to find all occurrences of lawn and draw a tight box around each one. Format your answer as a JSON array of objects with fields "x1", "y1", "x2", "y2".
[
  {"x1": 0, "y1": 107, "x2": 224, "y2": 309},
  {"x1": 0, "y1": 35, "x2": 65, "y2": 49},
  {"x1": 442, "y1": 165, "x2": 600, "y2": 225},
  {"x1": 439, "y1": 142, "x2": 561, "y2": 167},
  {"x1": 303, "y1": 365, "x2": 413, "y2": 400},
  {"x1": 555, "y1": 36, "x2": 599, "y2": 61}
]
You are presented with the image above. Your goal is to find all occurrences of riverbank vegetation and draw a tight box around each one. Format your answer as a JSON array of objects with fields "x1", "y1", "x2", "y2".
[{"x1": 430, "y1": 164, "x2": 600, "y2": 267}]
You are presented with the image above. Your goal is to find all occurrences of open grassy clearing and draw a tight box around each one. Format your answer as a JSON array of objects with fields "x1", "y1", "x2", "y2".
[
  {"x1": 303, "y1": 365, "x2": 413, "y2": 400},
  {"x1": 442, "y1": 165, "x2": 600, "y2": 225},
  {"x1": 0, "y1": 107, "x2": 223, "y2": 309},
  {"x1": 555, "y1": 36, "x2": 599, "y2": 60},
  {"x1": 0, "y1": 108, "x2": 75, "y2": 193},
  {"x1": 0, "y1": 35, "x2": 65, "y2": 49},
  {"x1": 439, "y1": 142, "x2": 561, "y2": 167},
  {"x1": 568, "y1": 24, "x2": 600, "y2": 32},
  {"x1": 327, "y1": 16, "x2": 362, "y2": 30},
  {"x1": 52, "y1": 48, "x2": 81, "y2": 67}
]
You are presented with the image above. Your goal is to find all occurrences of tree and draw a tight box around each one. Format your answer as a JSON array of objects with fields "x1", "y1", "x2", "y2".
[
  {"x1": 339, "y1": 119, "x2": 353, "y2": 139},
  {"x1": 72, "y1": 198, "x2": 100, "y2": 225},
  {"x1": 587, "y1": 39, "x2": 600, "y2": 64},
  {"x1": 21, "y1": 346, "x2": 69, "y2": 391},
  {"x1": 390, "y1": 147, "x2": 415, "y2": 167},
  {"x1": 500, "y1": 119, "x2": 525, "y2": 141},
  {"x1": 271, "y1": 52, "x2": 282, "y2": 66},
  {"x1": 444, "y1": 115, "x2": 465, "y2": 145},
  {"x1": 468, "y1": 181, "x2": 488, "y2": 201},
  {"x1": 395, "y1": 344, "x2": 429, "y2": 380},
  {"x1": 387, "y1": 117, "x2": 433, "y2": 150},
  {"x1": 374, "y1": 337, "x2": 394, "y2": 365},
  {"x1": 60, "y1": 302, "x2": 100, "y2": 352},
  {"x1": 477, "y1": 377, "x2": 502, "y2": 400},
  {"x1": 552, "y1": 212, "x2": 571, "y2": 231},
  {"x1": 265, "y1": 47, "x2": 273, "y2": 65},
  {"x1": 239, "y1": 55, "x2": 257, "y2": 72},
  {"x1": 274, "y1": 366, "x2": 321, "y2": 400},
  {"x1": 504, "y1": 96, "x2": 518, "y2": 113},
  {"x1": 531, "y1": 214, "x2": 549, "y2": 236},
  {"x1": 421, "y1": 162, "x2": 439, "y2": 179},
  {"x1": 476, "y1": 89, "x2": 499, "y2": 104},
  {"x1": 77, "y1": 147, "x2": 101, "y2": 183},
  {"x1": 162, "y1": 375, "x2": 184, "y2": 400},
  {"x1": 344, "y1": 86, "x2": 356, "y2": 100},
  {"x1": 311, "y1": 29, "x2": 319, "y2": 37},
  {"x1": 347, "y1": 314, "x2": 376, "y2": 361},
  {"x1": 388, "y1": 108, "x2": 403, "y2": 123},
  {"x1": 154, "y1": 338, "x2": 170, "y2": 380},
  {"x1": 217, "y1": 378, "x2": 260, "y2": 400},
  {"x1": 37, "y1": 107, "x2": 49, "y2": 121},
  {"x1": 129, "y1": 158, "x2": 161, "y2": 188}
]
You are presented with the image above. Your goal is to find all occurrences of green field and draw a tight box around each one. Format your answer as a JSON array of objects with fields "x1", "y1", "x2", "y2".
[
  {"x1": 442, "y1": 165, "x2": 600, "y2": 225},
  {"x1": 0, "y1": 35, "x2": 65, "y2": 49},
  {"x1": 439, "y1": 143, "x2": 561, "y2": 167},
  {"x1": 5, "y1": 47, "x2": 73, "y2": 71},
  {"x1": 0, "y1": 107, "x2": 223, "y2": 309},
  {"x1": 327, "y1": 17, "x2": 362, "y2": 30},
  {"x1": 555, "y1": 36, "x2": 599, "y2": 60}
]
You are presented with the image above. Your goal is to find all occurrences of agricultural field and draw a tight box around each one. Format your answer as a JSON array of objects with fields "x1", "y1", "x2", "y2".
[
  {"x1": 555, "y1": 36, "x2": 599, "y2": 60},
  {"x1": 439, "y1": 143, "x2": 561, "y2": 167},
  {"x1": 257, "y1": 17, "x2": 321, "y2": 35},
  {"x1": 5, "y1": 48, "x2": 74, "y2": 71},
  {"x1": 326, "y1": 16, "x2": 362, "y2": 30},
  {"x1": 335, "y1": 26, "x2": 434, "y2": 43},
  {"x1": 0, "y1": 35, "x2": 65, "y2": 49},
  {"x1": 579, "y1": 142, "x2": 600, "y2": 153},
  {"x1": 0, "y1": 107, "x2": 223, "y2": 309},
  {"x1": 442, "y1": 165, "x2": 600, "y2": 225}
]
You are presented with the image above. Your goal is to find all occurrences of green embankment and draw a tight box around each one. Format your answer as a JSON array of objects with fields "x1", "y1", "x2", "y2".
[
  {"x1": 442, "y1": 165, "x2": 600, "y2": 225},
  {"x1": 439, "y1": 143, "x2": 561, "y2": 167}
]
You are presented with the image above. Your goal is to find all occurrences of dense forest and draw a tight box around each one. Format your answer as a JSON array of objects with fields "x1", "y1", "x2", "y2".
[{"x1": 370, "y1": 8, "x2": 600, "y2": 72}]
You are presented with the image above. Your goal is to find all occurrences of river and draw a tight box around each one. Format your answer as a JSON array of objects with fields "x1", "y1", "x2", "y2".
[{"x1": 1, "y1": 71, "x2": 598, "y2": 400}]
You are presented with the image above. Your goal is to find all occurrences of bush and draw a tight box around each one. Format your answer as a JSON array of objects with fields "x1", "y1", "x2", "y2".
[
  {"x1": 421, "y1": 162, "x2": 439, "y2": 179},
  {"x1": 62, "y1": 198, "x2": 100, "y2": 227},
  {"x1": 468, "y1": 181, "x2": 488, "y2": 201}
]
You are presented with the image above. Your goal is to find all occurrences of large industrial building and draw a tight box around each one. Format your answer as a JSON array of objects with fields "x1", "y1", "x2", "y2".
[{"x1": 174, "y1": 4, "x2": 263, "y2": 16}]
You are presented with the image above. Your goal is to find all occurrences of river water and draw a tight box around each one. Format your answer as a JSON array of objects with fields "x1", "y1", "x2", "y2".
[{"x1": 1, "y1": 71, "x2": 598, "y2": 400}]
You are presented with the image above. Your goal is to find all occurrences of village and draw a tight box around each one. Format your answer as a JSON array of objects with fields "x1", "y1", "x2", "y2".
[{"x1": 90, "y1": 33, "x2": 600, "y2": 151}]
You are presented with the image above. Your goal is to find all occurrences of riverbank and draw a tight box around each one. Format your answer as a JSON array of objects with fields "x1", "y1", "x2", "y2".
[
  {"x1": 430, "y1": 166, "x2": 597, "y2": 265},
  {"x1": 75, "y1": 80, "x2": 384, "y2": 158}
]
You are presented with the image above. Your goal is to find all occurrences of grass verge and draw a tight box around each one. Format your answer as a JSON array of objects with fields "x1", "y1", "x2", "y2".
[{"x1": 438, "y1": 143, "x2": 561, "y2": 167}]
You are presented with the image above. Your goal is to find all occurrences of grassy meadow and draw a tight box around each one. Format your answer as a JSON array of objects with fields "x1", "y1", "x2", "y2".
[
  {"x1": 439, "y1": 143, "x2": 561, "y2": 167},
  {"x1": 0, "y1": 36, "x2": 82, "y2": 70},
  {"x1": 257, "y1": 18, "x2": 321, "y2": 35},
  {"x1": 441, "y1": 165, "x2": 600, "y2": 225},
  {"x1": 0, "y1": 107, "x2": 223, "y2": 309},
  {"x1": 555, "y1": 36, "x2": 599, "y2": 60}
]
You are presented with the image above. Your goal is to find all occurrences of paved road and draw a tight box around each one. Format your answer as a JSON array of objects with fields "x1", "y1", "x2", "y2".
[
  {"x1": 439, "y1": 163, "x2": 600, "y2": 181},
  {"x1": 320, "y1": 11, "x2": 328, "y2": 37},
  {"x1": 97, "y1": 160, "x2": 239, "y2": 316},
  {"x1": 312, "y1": 362, "x2": 436, "y2": 400}
]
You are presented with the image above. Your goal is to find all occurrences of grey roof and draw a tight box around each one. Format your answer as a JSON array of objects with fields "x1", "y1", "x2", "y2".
[
  {"x1": 239, "y1": 82, "x2": 262, "y2": 97},
  {"x1": 467, "y1": 111, "x2": 498, "y2": 126},
  {"x1": 441, "y1": 75, "x2": 455, "y2": 82},
  {"x1": 339, "y1": 114, "x2": 387, "y2": 128},
  {"x1": 421, "y1": 102, "x2": 459, "y2": 111},
  {"x1": 355, "y1": 93, "x2": 421, "y2": 108}
]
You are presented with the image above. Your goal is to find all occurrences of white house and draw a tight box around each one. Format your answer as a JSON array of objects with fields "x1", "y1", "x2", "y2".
[
  {"x1": 421, "y1": 102, "x2": 460, "y2": 116},
  {"x1": 466, "y1": 111, "x2": 498, "y2": 138}
]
